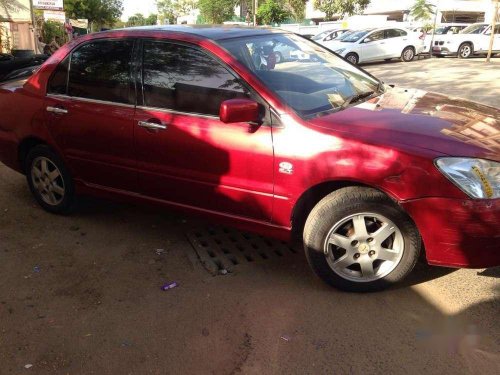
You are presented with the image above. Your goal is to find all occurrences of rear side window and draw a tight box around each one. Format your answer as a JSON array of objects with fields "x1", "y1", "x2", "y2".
[
  {"x1": 47, "y1": 55, "x2": 69, "y2": 95},
  {"x1": 386, "y1": 29, "x2": 406, "y2": 38},
  {"x1": 142, "y1": 41, "x2": 248, "y2": 116},
  {"x1": 68, "y1": 40, "x2": 134, "y2": 104}
]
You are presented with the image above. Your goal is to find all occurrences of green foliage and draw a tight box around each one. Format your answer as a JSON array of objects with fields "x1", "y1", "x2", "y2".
[
  {"x1": 313, "y1": 0, "x2": 370, "y2": 20},
  {"x1": 287, "y1": 0, "x2": 307, "y2": 22},
  {"x1": 410, "y1": 0, "x2": 435, "y2": 22},
  {"x1": 126, "y1": 13, "x2": 157, "y2": 27},
  {"x1": 198, "y1": 0, "x2": 238, "y2": 24},
  {"x1": 157, "y1": 0, "x2": 177, "y2": 24},
  {"x1": 42, "y1": 21, "x2": 66, "y2": 44},
  {"x1": 157, "y1": 0, "x2": 197, "y2": 24},
  {"x1": 146, "y1": 14, "x2": 158, "y2": 25},
  {"x1": 64, "y1": 0, "x2": 123, "y2": 30},
  {"x1": 257, "y1": 0, "x2": 291, "y2": 25}
]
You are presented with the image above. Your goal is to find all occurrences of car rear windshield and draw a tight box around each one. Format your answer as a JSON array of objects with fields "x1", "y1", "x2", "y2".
[{"x1": 219, "y1": 33, "x2": 381, "y2": 118}]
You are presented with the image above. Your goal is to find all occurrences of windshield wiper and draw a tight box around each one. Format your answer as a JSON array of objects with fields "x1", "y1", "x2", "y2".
[{"x1": 341, "y1": 90, "x2": 375, "y2": 109}]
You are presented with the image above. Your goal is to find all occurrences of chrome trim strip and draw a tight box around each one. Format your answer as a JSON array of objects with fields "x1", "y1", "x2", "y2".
[
  {"x1": 46, "y1": 94, "x2": 136, "y2": 108},
  {"x1": 136, "y1": 105, "x2": 219, "y2": 120}
]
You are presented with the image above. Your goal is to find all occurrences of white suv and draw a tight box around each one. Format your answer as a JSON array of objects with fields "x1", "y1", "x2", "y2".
[
  {"x1": 432, "y1": 23, "x2": 500, "y2": 58},
  {"x1": 330, "y1": 27, "x2": 425, "y2": 64}
]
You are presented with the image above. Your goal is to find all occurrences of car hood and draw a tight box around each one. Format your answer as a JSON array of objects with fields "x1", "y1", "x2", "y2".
[{"x1": 308, "y1": 87, "x2": 500, "y2": 162}]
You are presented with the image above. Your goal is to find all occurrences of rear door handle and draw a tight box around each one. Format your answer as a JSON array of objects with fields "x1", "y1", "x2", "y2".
[
  {"x1": 46, "y1": 106, "x2": 68, "y2": 114},
  {"x1": 138, "y1": 120, "x2": 167, "y2": 130}
]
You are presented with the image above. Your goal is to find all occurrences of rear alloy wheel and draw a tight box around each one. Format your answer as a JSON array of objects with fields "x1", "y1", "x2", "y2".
[
  {"x1": 303, "y1": 187, "x2": 421, "y2": 292},
  {"x1": 26, "y1": 145, "x2": 76, "y2": 214},
  {"x1": 345, "y1": 53, "x2": 359, "y2": 65},
  {"x1": 401, "y1": 46, "x2": 415, "y2": 62},
  {"x1": 458, "y1": 43, "x2": 472, "y2": 58}
]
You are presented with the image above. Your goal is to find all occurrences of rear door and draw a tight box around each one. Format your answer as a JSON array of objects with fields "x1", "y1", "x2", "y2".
[
  {"x1": 133, "y1": 40, "x2": 274, "y2": 221},
  {"x1": 45, "y1": 39, "x2": 137, "y2": 191}
]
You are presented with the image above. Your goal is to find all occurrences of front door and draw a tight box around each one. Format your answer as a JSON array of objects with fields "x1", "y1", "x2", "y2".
[
  {"x1": 361, "y1": 30, "x2": 387, "y2": 61},
  {"x1": 134, "y1": 40, "x2": 274, "y2": 221},
  {"x1": 45, "y1": 39, "x2": 137, "y2": 191}
]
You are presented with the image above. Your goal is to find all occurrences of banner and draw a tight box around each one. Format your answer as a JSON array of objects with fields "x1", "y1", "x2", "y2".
[
  {"x1": 43, "y1": 10, "x2": 66, "y2": 23},
  {"x1": 33, "y1": 0, "x2": 64, "y2": 11}
]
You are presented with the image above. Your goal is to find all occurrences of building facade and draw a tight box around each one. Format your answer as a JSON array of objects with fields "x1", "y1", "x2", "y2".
[{"x1": 0, "y1": 0, "x2": 35, "y2": 53}]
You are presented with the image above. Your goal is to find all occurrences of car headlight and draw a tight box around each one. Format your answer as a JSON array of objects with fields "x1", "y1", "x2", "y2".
[
  {"x1": 335, "y1": 48, "x2": 345, "y2": 54},
  {"x1": 435, "y1": 157, "x2": 500, "y2": 199}
]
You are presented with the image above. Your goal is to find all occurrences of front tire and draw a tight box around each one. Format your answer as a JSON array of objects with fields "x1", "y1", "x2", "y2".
[
  {"x1": 458, "y1": 43, "x2": 472, "y2": 58},
  {"x1": 345, "y1": 52, "x2": 359, "y2": 65},
  {"x1": 303, "y1": 187, "x2": 421, "y2": 292},
  {"x1": 26, "y1": 145, "x2": 76, "y2": 214}
]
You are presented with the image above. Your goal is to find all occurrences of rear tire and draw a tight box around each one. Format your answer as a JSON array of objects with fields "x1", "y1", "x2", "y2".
[
  {"x1": 401, "y1": 46, "x2": 415, "y2": 62},
  {"x1": 303, "y1": 187, "x2": 421, "y2": 292},
  {"x1": 26, "y1": 145, "x2": 76, "y2": 214},
  {"x1": 345, "y1": 52, "x2": 359, "y2": 65}
]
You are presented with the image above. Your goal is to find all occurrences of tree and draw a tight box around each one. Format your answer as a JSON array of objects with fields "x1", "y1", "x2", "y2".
[
  {"x1": 157, "y1": 0, "x2": 177, "y2": 24},
  {"x1": 287, "y1": 0, "x2": 307, "y2": 22},
  {"x1": 313, "y1": 0, "x2": 370, "y2": 20},
  {"x1": 64, "y1": 0, "x2": 123, "y2": 30},
  {"x1": 198, "y1": 0, "x2": 238, "y2": 24},
  {"x1": 146, "y1": 14, "x2": 158, "y2": 25},
  {"x1": 126, "y1": 13, "x2": 146, "y2": 27},
  {"x1": 257, "y1": 0, "x2": 291, "y2": 25},
  {"x1": 410, "y1": 0, "x2": 434, "y2": 22}
]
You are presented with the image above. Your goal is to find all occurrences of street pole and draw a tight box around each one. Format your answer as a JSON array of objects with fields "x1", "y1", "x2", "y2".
[
  {"x1": 429, "y1": 3, "x2": 439, "y2": 58},
  {"x1": 254, "y1": 0, "x2": 258, "y2": 26},
  {"x1": 486, "y1": 0, "x2": 499, "y2": 62},
  {"x1": 29, "y1": 0, "x2": 38, "y2": 53}
]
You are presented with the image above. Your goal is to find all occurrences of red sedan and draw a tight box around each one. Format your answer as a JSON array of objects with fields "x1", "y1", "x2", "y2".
[{"x1": 0, "y1": 26, "x2": 498, "y2": 292}]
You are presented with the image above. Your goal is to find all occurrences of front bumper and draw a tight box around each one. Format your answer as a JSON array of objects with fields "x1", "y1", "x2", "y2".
[
  {"x1": 431, "y1": 46, "x2": 456, "y2": 56},
  {"x1": 401, "y1": 197, "x2": 500, "y2": 268}
]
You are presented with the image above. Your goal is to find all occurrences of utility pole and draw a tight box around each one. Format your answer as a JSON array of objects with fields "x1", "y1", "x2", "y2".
[
  {"x1": 253, "y1": 0, "x2": 258, "y2": 26},
  {"x1": 29, "y1": 0, "x2": 38, "y2": 53},
  {"x1": 486, "y1": 0, "x2": 499, "y2": 62},
  {"x1": 429, "y1": 3, "x2": 439, "y2": 58}
]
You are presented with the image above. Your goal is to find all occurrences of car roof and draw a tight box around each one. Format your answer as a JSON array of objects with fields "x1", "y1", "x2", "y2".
[{"x1": 106, "y1": 25, "x2": 285, "y2": 40}]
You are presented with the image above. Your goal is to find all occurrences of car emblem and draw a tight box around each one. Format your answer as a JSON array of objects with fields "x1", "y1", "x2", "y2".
[{"x1": 279, "y1": 161, "x2": 293, "y2": 174}]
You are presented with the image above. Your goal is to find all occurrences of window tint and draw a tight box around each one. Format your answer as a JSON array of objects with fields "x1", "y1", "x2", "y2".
[
  {"x1": 386, "y1": 29, "x2": 406, "y2": 38},
  {"x1": 142, "y1": 41, "x2": 248, "y2": 116},
  {"x1": 367, "y1": 30, "x2": 385, "y2": 41},
  {"x1": 47, "y1": 55, "x2": 69, "y2": 95},
  {"x1": 68, "y1": 40, "x2": 134, "y2": 104}
]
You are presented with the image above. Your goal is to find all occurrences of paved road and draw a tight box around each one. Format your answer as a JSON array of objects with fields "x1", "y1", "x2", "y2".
[{"x1": 0, "y1": 59, "x2": 499, "y2": 374}]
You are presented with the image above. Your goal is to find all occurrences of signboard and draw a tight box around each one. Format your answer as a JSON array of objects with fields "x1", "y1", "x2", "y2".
[
  {"x1": 43, "y1": 10, "x2": 66, "y2": 23},
  {"x1": 33, "y1": 0, "x2": 64, "y2": 11}
]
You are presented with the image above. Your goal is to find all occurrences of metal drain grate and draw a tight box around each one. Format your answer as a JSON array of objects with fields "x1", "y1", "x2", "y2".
[{"x1": 186, "y1": 226, "x2": 298, "y2": 275}]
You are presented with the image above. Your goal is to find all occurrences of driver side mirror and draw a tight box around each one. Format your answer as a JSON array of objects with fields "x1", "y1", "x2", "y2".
[
  {"x1": 363, "y1": 37, "x2": 372, "y2": 43},
  {"x1": 220, "y1": 99, "x2": 260, "y2": 124}
]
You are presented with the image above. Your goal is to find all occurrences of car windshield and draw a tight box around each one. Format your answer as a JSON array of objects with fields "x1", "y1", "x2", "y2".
[
  {"x1": 312, "y1": 30, "x2": 333, "y2": 40},
  {"x1": 434, "y1": 27, "x2": 447, "y2": 35},
  {"x1": 461, "y1": 24, "x2": 488, "y2": 34},
  {"x1": 340, "y1": 30, "x2": 372, "y2": 43},
  {"x1": 219, "y1": 33, "x2": 382, "y2": 118}
]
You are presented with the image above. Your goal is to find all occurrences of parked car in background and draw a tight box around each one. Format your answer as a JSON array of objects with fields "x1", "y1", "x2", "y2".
[
  {"x1": 1, "y1": 26, "x2": 498, "y2": 292},
  {"x1": 312, "y1": 28, "x2": 351, "y2": 47},
  {"x1": 422, "y1": 23, "x2": 469, "y2": 53},
  {"x1": 432, "y1": 23, "x2": 500, "y2": 58},
  {"x1": 0, "y1": 53, "x2": 48, "y2": 81},
  {"x1": 329, "y1": 27, "x2": 424, "y2": 64}
]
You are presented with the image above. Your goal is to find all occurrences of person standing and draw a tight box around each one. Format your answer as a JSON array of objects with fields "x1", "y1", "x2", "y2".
[{"x1": 49, "y1": 36, "x2": 61, "y2": 54}]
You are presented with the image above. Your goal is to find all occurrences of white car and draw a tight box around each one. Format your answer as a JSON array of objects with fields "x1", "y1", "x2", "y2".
[
  {"x1": 422, "y1": 24, "x2": 468, "y2": 53},
  {"x1": 432, "y1": 23, "x2": 500, "y2": 58},
  {"x1": 330, "y1": 27, "x2": 425, "y2": 64},
  {"x1": 312, "y1": 28, "x2": 351, "y2": 47}
]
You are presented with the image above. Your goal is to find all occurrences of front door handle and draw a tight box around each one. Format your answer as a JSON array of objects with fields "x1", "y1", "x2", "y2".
[
  {"x1": 138, "y1": 120, "x2": 167, "y2": 131},
  {"x1": 46, "y1": 106, "x2": 68, "y2": 114}
]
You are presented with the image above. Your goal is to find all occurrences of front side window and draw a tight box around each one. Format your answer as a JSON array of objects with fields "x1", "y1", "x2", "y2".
[
  {"x1": 366, "y1": 30, "x2": 385, "y2": 42},
  {"x1": 220, "y1": 33, "x2": 381, "y2": 118},
  {"x1": 68, "y1": 40, "x2": 134, "y2": 104},
  {"x1": 142, "y1": 41, "x2": 249, "y2": 116},
  {"x1": 47, "y1": 55, "x2": 69, "y2": 95}
]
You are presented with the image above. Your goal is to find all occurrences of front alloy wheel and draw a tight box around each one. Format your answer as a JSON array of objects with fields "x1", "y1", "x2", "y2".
[
  {"x1": 324, "y1": 213, "x2": 404, "y2": 282},
  {"x1": 458, "y1": 43, "x2": 472, "y2": 58},
  {"x1": 303, "y1": 187, "x2": 421, "y2": 292}
]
